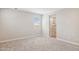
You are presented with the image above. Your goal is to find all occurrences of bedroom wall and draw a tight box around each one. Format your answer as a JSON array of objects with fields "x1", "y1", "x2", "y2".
[
  {"x1": 0, "y1": 8, "x2": 42, "y2": 41},
  {"x1": 56, "y1": 8, "x2": 79, "y2": 43},
  {"x1": 42, "y1": 15, "x2": 49, "y2": 37}
]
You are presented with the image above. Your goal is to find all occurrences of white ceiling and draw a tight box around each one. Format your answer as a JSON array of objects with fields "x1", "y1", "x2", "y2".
[{"x1": 17, "y1": 8, "x2": 62, "y2": 15}]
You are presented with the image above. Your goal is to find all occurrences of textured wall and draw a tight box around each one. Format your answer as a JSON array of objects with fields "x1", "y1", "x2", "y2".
[
  {"x1": 0, "y1": 8, "x2": 42, "y2": 41},
  {"x1": 42, "y1": 15, "x2": 49, "y2": 37},
  {"x1": 56, "y1": 8, "x2": 79, "y2": 43}
]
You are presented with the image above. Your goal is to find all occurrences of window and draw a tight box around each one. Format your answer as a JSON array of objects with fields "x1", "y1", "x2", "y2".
[{"x1": 32, "y1": 15, "x2": 41, "y2": 26}]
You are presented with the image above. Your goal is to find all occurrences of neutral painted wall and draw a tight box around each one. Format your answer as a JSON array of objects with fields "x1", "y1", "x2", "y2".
[
  {"x1": 0, "y1": 8, "x2": 42, "y2": 41},
  {"x1": 56, "y1": 8, "x2": 79, "y2": 43},
  {"x1": 42, "y1": 15, "x2": 49, "y2": 37}
]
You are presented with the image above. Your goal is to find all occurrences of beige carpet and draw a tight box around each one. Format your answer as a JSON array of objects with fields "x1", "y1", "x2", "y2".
[{"x1": 0, "y1": 37, "x2": 79, "y2": 51}]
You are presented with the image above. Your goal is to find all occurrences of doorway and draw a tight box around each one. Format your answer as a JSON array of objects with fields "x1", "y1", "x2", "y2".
[{"x1": 49, "y1": 16, "x2": 56, "y2": 38}]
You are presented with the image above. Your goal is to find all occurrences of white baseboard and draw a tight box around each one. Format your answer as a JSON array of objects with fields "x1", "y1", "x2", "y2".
[
  {"x1": 0, "y1": 34, "x2": 41, "y2": 43},
  {"x1": 57, "y1": 38, "x2": 79, "y2": 46}
]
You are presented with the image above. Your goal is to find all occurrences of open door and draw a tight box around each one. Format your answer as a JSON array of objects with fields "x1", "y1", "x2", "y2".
[{"x1": 49, "y1": 16, "x2": 56, "y2": 38}]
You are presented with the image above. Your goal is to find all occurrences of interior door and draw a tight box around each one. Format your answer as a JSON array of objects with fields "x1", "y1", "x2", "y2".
[{"x1": 49, "y1": 16, "x2": 56, "y2": 38}]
